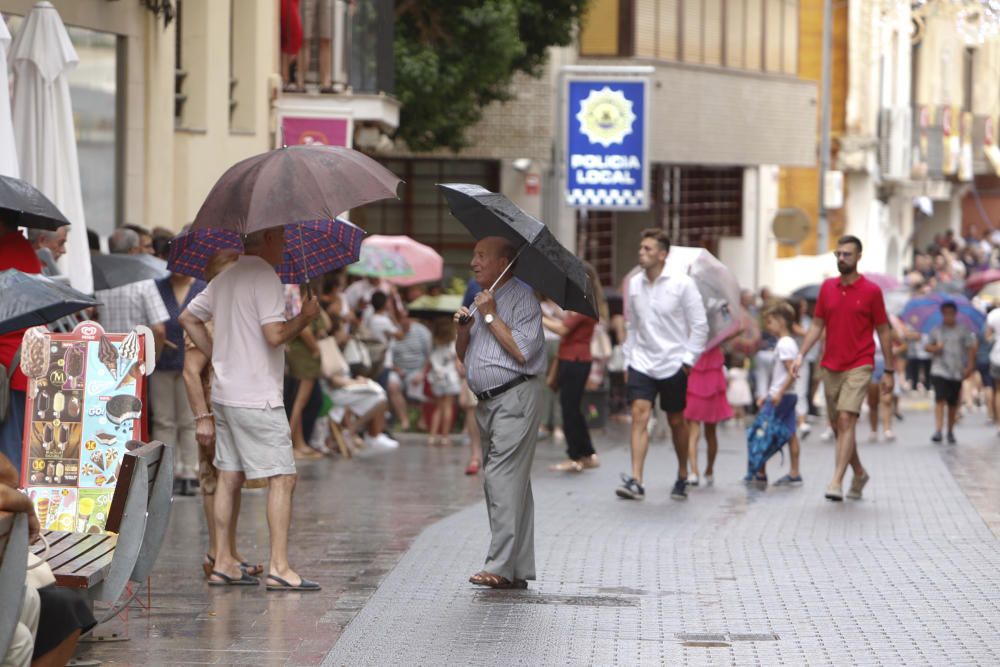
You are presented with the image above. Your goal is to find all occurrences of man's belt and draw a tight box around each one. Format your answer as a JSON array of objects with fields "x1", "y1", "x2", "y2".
[{"x1": 475, "y1": 375, "x2": 532, "y2": 402}]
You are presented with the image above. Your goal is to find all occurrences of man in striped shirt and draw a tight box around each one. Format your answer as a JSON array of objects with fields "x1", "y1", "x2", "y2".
[{"x1": 455, "y1": 236, "x2": 546, "y2": 589}]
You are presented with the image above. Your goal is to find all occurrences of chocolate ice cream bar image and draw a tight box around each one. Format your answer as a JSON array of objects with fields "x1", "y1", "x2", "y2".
[
  {"x1": 95, "y1": 432, "x2": 117, "y2": 446},
  {"x1": 91, "y1": 450, "x2": 105, "y2": 470},
  {"x1": 98, "y1": 335, "x2": 118, "y2": 377},
  {"x1": 105, "y1": 394, "x2": 142, "y2": 426}
]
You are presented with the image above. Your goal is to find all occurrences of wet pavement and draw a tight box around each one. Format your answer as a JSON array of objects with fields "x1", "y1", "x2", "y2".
[{"x1": 76, "y1": 400, "x2": 1000, "y2": 665}]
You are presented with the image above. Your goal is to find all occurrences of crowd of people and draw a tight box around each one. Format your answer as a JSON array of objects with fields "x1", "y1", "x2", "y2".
[{"x1": 7, "y1": 212, "x2": 1000, "y2": 649}]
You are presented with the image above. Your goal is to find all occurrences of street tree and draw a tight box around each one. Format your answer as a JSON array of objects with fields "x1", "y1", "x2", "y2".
[{"x1": 394, "y1": 0, "x2": 587, "y2": 152}]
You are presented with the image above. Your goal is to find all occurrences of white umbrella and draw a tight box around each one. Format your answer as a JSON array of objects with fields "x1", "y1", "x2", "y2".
[
  {"x1": 9, "y1": 1, "x2": 92, "y2": 293},
  {"x1": 0, "y1": 14, "x2": 17, "y2": 177}
]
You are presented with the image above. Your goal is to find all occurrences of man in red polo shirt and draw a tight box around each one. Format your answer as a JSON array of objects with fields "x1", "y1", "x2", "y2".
[
  {"x1": 0, "y1": 217, "x2": 44, "y2": 475},
  {"x1": 792, "y1": 235, "x2": 895, "y2": 502}
]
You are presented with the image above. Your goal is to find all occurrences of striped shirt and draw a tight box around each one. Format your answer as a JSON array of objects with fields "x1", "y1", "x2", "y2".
[
  {"x1": 464, "y1": 279, "x2": 546, "y2": 394},
  {"x1": 95, "y1": 279, "x2": 170, "y2": 334}
]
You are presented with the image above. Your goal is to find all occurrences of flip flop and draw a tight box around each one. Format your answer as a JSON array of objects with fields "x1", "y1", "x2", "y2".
[
  {"x1": 265, "y1": 574, "x2": 322, "y2": 591},
  {"x1": 207, "y1": 570, "x2": 259, "y2": 586},
  {"x1": 468, "y1": 571, "x2": 528, "y2": 589}
]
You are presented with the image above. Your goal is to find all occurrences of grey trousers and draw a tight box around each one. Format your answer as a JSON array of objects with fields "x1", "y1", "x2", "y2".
[{"x1": 475, "y1": 376, "x2": 543, "y2": 581}]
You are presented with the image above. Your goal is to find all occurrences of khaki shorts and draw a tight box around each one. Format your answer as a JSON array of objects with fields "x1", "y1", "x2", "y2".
[
  {"x1": 821, "y1": 365, "x2": 874, "y2": 416},
  {"x1": 213, "y1": 403, "x2": 296, "y2": 480}
]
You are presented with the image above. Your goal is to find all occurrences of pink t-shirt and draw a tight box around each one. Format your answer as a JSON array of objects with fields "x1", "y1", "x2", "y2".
[{"x1": 186, "y1": 255, "x2": 286, "y2": 408}]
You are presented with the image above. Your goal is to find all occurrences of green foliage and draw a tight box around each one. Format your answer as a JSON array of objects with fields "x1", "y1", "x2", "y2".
[{"x1": 394, "y1": 0, "x2": 588, "y2": 152}]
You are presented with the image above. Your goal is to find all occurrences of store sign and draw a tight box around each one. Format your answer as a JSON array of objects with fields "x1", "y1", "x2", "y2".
[
  {"x1": 565, "y1": 78, "x2": 648, "y2": 210},
  {"x1": 20, "y1": 321, "x2": 152, "y2": 534},
  {"x1": 281, "y1": 116, "x2": 349, "y2": 147}
]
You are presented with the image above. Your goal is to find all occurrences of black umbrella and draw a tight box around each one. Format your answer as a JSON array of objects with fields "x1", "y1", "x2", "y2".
[
  {"x1": 790, "y1": 284, "x2": 820, "y2": 301},
  {"x1": 0, "y1": 269, "x2": 100, "y2": 336},
  {"x1": 438, "y1": 183, "x2": 597, "y2": 319},
  {"x1": 0, "y1": 175, "x2": 71, "y2": 231},
  {"x1": 91, "y1": 253, "x2": 169, "y2": 291}
]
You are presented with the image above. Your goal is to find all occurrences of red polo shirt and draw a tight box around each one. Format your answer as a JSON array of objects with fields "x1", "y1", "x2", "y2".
[
  {"x1": 0, "y1": 230, "x2": 43, "y2": 392},
  {"x1": 814, "y1": 274, "x2": 888, "y2": 372},
  {"x1": 557, "y1": 312, "x2": 596, "y2": 362}
]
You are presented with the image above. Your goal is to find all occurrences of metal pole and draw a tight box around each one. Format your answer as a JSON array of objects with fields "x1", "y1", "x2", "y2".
[{"x1": 817, "y1": 0, "x2": 833, "y2": 254}]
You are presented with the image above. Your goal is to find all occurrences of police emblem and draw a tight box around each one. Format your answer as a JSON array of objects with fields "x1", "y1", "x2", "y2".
[{"x1": 576, "y1": 87, "x2": 636, "y2": 148}]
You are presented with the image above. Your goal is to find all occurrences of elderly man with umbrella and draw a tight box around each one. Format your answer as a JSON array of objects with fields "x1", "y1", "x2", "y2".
[{"x1": 442, "y1": 184, "x2": 598, "y2": 590}]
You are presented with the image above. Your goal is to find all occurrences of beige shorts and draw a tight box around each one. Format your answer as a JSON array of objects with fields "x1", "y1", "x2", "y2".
[
  {"x1": 212, "y1": 403, "x2": 296, "y2": 480},
  {"x1": 821, "y1": 365, "x2": 874, "y2": 416},
  {"x1": 301, "y1": 0, "x2": 333, "y2": 40}
]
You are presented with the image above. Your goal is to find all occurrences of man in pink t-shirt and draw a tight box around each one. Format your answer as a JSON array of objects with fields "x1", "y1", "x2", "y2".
[{"x1": 181, "y1": 226, "x2": 321, "y2": 591}]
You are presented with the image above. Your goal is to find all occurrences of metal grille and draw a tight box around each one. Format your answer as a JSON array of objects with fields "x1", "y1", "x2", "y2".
[
  {"x1": 656, "y1": 164, "x2": 743, "y2": 255},
  {"x1": 352, "y1": 158, "x2": 501, "y2": 272},
  {"x1": 576, "y1": 210, "x2": 616, "y2": 289}
]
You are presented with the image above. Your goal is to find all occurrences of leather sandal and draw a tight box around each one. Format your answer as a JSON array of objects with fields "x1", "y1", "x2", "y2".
[
  {"x1": 548, "y1": 460, "x2": 583, "y2": 473},
  {"x1": 468, "y1": 571, "x2": 527, "y2": 589}
]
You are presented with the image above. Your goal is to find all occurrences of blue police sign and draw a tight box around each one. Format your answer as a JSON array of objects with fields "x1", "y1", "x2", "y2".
[{"x1": 565, "y1": 78, "x2": 648, "y2": 210}]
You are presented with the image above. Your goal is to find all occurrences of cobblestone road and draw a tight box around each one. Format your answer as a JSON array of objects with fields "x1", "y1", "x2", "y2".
[{"x1": 325, "y1": 408, "x2": 1000, "y2": 666}]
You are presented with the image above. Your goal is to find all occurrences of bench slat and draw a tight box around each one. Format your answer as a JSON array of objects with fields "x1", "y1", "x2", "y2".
[
  {"x1": 35, "y1": 531, "x2": 91, "y2": 561},
  {"x1": 46, "y1": 534, "x2": 115, "y2": 571},
  {"x1": 65, "y1": 545, "x2": 117, "y2": 587}
]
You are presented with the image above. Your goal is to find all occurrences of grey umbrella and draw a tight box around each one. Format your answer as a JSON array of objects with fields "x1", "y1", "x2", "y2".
[
  {"x1": 0, "y1": 174, "x2": 70, "y2": 230},
  {"x1": 91, "y1": 253, "x2": 169, "y2": 291},
  {"x1": 0, "y1": 269, "x2": 100, "y2": 336},
  {"x1": 438, "y1": 183, "x2": 597, "y2": 319}
]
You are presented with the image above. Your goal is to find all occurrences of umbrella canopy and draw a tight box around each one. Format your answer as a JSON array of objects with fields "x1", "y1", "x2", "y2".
[
  {"x1": 966, "y1": 268, "x2": 1000, "y2": 294},
  {"x1": 406, "y1": 294, "x2": 463, "y2": 319},
  {"x1": 91, "y1": 253, "x2": 169, "y2": 291},
  {"x1": 899, "y1": 292, "x2": 985, "y2": 334},
  {"x1": 790, "y1": 283, "x2": 821, "y2": 302},
  {"x1": 438, "y1": 183, "x2": 597, "y2": 319},
  {"x1": 0, "y1": 174, "x2": 70, "y2": 231},
  {"x1": 10, "y1": 1, "x2": 92, "y2": 293},
  {"x1": 191, "y1": 145, "x2": 401, "y2": 234},
  {"x1": 978, "y1": 281, "x2": 1000, "y2": 302},
  {"x1": 0, "y1": 15, "x2": 17, "y2": 178},
  {"x1": 0, "y1": 268, "x2": 99, "y2": 336},
  {"x1": 621, "y1": 247, "x2": 746, "y2": 350},
  {"x1": 864, "y1": 272, "x2": 900, "y2": 291},
  {"x1": 348, "y1": 235, "x2": 443, "y2": 286},
  {"x1": 167, "y1": 218, "x2": 365, "y2": 285}
]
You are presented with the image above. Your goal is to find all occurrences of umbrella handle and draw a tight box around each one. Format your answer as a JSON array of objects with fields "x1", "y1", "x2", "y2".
[{"x1": 457, "y1": 248, "x2": 524, "y2": 324}]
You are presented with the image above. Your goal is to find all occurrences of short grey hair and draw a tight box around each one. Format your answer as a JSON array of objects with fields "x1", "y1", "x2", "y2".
[
  {"x1": 108, "y1": 227, "x2": 140, "y2": 254},
  {"x1": 27, "y1": 229, "x2": 58, "y2": 245}
]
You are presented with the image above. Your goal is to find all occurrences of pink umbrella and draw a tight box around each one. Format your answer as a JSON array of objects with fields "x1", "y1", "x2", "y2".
[
  {"x1": 357, "y1": 235, "x2": 443, "y2": 287},
  {"x1": 863, "y1": 272, "x2": 900, "y2": 291},
  {"x1": 966, "y1": 268, "x2": 1000, "y2": 294}
]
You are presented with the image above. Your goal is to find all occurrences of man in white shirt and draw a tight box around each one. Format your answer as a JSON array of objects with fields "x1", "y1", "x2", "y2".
[
  {"x1": 181, "y1": 226, "x2": 321, "y2": 592},
  {"x1": 617, "y1": 229, "x2": 708, "y2": 502}
]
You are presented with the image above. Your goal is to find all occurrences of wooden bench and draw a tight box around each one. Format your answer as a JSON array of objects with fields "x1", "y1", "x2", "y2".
[
  {"x1": 0, "y1": 511, "x2": 29, "y2": 659},
  {"x1": 29, "y1": 441, "x2": 173, "y2": 605}
]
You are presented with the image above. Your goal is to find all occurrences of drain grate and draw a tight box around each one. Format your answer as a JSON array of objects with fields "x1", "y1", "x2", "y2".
[
  {"x1": 474, "y1": 592, "x2": 639, "y2": 608},
  {"x1": 677, "y1": 632, "x2": 779, "y2": 646}
]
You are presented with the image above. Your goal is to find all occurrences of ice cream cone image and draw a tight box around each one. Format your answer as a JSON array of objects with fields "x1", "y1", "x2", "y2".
[
  {"x1": 77, "y1": 497, "x2": 95, "y2": 532},
  {"x1": 57, "y1": 513, "x2": 73, "y2": 531},
  {"x1": 37, "y1": 497, "x2": 50, "y2": 527}
]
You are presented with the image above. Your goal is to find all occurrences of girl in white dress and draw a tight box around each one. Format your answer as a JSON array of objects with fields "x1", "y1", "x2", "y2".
[
  {"x1": 726, "y1": 355, "x2": 753, "y2": 427},
  {"x1": 427, "y1": 319, "x2": 461, "y2": 446}
]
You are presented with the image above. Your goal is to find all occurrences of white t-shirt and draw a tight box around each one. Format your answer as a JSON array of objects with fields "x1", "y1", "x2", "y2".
[
  {"x1": 987, "y1": 308, "x2": 1000, "y2": 366},
  {"x1": 768, "y1": 335, "x2": 799, "y2": 398},
  {"x1": 186, "y1": 255, "x2": 286, "y2": 409}
]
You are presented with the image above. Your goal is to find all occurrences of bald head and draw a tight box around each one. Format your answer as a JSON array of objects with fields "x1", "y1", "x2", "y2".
[{"x1": 471, "y1": 236, "x2": 517, "y2": 289}]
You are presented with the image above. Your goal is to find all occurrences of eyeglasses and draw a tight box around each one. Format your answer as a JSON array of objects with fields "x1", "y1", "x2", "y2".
[{"x1": 833, "y1": 251, "x2": 855, "y2": 259}]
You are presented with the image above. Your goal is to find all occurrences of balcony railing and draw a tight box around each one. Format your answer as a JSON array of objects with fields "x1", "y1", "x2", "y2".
[{"x1": 293, "y1": 0, "x2": 394, "y2": 96}]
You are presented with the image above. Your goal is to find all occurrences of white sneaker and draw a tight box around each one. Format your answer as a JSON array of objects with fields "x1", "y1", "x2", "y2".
[
  {"x1": 365, "y1": 433, "x2": 399, "y2": 449},
  {"x1": 688, "y1": 474, "x2": 699, "y2": 487},
  {"x1": 798, "y1": 423, "x2": 812, "y2": 439},
  {"x1": 703, "y1": 474, "x2": 714, "y2": 487},
  {"x1": 820, "y1": 428, "x2": 835, "y2": 442}
]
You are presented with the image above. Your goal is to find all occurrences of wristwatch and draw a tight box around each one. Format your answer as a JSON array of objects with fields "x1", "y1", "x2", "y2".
[{"x1": 484, "y1": 313, "x2": 495, "y2": 325}]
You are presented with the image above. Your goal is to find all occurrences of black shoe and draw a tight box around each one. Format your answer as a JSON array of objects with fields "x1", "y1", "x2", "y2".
[
  {"x1": 670, "y1": 478, "x2": 688, "y2": 501},
  {"x1": 172, "y1": 479, "x2": 184, "y2": 496},
  {"x1": 931, "y1": 431, "x2": 943, "y2": 443},
  {"x1": 615, "y1": 474, "x2": 645, "y2": 500},
  {"x1": 894, "y1": 411, "x2": 904, "y2": 422},
  {"x1": 947, "y1": 432, "x2": 956, "y2": 445},
  {"x1": 182, "y1": 479, "x2": 197, "y2": 496}
]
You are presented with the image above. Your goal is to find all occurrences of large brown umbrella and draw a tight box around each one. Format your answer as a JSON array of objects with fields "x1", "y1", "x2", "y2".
[{"x1": 190, "y1": 145, "x2": 401, "y2": 233}]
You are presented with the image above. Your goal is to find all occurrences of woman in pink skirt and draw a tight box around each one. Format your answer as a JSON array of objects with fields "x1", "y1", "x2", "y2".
[{"x1": 685, "y1": 345, "x2": 733, "y2": 487}]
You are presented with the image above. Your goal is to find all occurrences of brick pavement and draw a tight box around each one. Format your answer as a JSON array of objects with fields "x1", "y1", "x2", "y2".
[{"x1": 325, "y1": 410, "x2": 1000, "y2": 666}]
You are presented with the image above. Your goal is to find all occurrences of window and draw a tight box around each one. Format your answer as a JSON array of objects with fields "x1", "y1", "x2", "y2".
[
  {"x1": 580, "y1": 0, "x2": 635, "y2": 57},
  {"x1": 352, "y1": 159, "x2": 501, "y2": 273},
  {"x1": 615, "y1": 0, "x2": 797, "y2": 74},
  {"x1": 656, "y1": 165, "x2": 743, "y2": 256}
]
